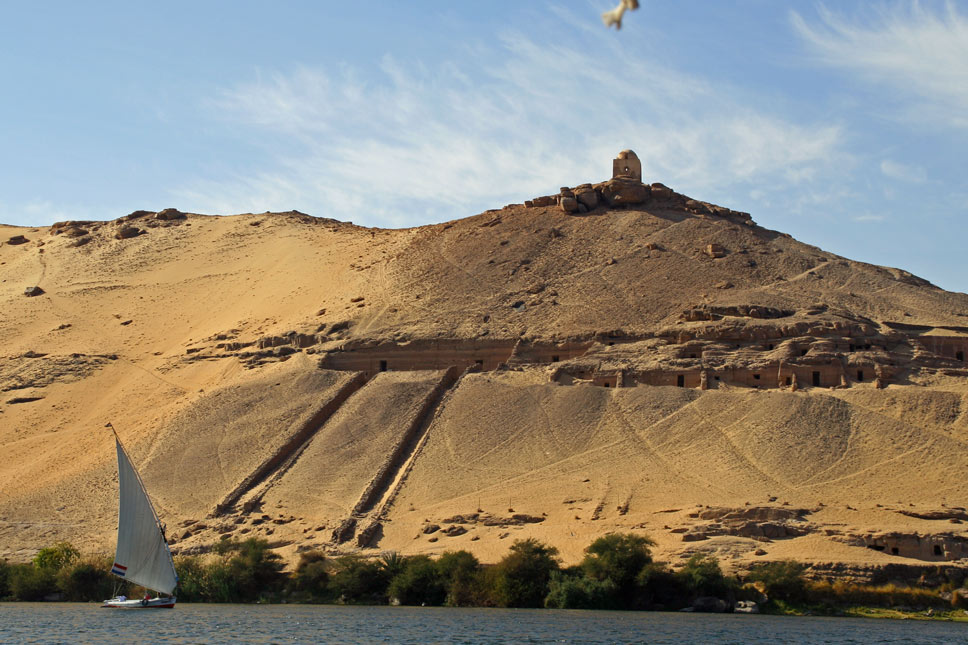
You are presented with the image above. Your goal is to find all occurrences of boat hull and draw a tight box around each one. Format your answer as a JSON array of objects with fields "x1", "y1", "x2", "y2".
[{"x1": 101, "y1": 597, "x2": 176, "y2": 609}]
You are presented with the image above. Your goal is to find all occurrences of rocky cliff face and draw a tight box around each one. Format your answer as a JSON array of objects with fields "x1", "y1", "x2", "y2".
[{"x1": 1, "y1": 161, "x2": 967, "y2": 576}]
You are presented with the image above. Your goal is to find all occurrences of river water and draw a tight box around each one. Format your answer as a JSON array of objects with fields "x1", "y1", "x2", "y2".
[{"x1": 1, "y1": 603, "x2": 966, "y2": 644}]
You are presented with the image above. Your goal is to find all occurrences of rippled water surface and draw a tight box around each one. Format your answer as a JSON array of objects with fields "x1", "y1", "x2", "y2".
[{"x1": 2, "y1": 603, "x2": 967, "y2": 644}]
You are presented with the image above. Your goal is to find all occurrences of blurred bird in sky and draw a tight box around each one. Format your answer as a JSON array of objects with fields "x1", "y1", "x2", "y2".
[{"x1": 602, "y1": 0, "x2": 640, "y2": 30}]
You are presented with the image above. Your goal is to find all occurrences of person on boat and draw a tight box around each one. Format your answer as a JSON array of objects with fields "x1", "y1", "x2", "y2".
[{"x1": 118, "y1": 594, "x2": 126, "y2": 602}]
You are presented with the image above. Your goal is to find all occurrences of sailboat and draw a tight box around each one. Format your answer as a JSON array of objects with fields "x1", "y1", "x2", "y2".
[{"x1": 102, "y1": 424, "x2": 178, "y2": 608}]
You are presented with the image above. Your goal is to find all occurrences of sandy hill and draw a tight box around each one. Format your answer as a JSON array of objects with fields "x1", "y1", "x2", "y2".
[{"x1": 2, "y1": 153, "x2": 968, "y2": 580}]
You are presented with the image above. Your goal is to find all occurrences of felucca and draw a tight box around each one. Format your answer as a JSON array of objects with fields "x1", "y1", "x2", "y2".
[{"x1": 102, "y1": 424, "x2": 177, "y2": 608}]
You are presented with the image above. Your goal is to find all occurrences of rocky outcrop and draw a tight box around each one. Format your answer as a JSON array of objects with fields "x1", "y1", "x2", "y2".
[
  {"x1": 115, "y1": 226, "x2": 142, "y2": 240},
  {"x1": 681, "y1": 506, "x2": 813, "y2": 542},
  {"x1": 155, "y1": 208, "x2": 186, "y2": 220},
  {"x1": 6, "y1": 235, "x2": 29, "y2": 245},
  {"x1": 680, "y1": 305, "x2": 795, "y2": 322}
]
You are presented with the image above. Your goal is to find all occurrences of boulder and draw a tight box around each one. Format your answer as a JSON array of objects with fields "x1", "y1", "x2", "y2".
[
  {"x1": 24, "y1": 286, "x2": 44, "y2": 297},
  {"x1": 705, "y1": 244, "x2": 726, "y2": 259},
  {"x1": 602, "y1": 179, "x2": 649, "y2": 206},
  {"x1": 155, "y1": 208, "x2": 186, "y2": 220},
  {"x1": 62, "y1": 226, "x2": 88, "y2": 238},
  {"x1": 116, "y1": 226, "x2": 142, "y2": 240},
  {"x1": 7, "y1": 235, "x2": 28, "y2": 245},
  {"x1": 692, "y1": 596, "x2": 729, "y2": 613},
  {"x1": 559, "y1": 196, "x2": 579, "y2": 213},
  {"x1": 575, "y1": 188, "x2": 599, "y2": 210}
]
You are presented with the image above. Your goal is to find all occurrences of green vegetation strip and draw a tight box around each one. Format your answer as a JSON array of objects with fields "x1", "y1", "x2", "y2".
[{"x1": 3, "y1": 536, "x2": 968, "y2": 620}]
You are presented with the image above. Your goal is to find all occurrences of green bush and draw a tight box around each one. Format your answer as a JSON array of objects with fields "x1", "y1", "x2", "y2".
[
  {"x1": 226, "y1": 538, "x2": 286, "y2": 601},
  {"x1": 637, "y1": 561, "x2": 690, "y2": 609},
  {"x1": 8, "y1": 563, "x2": 57, "y2": 601},
  {"x1": 33, "y1": 542, "x2": 79, "y2": 573},
  {"x1": 173, "y1": 555, "x2": 207, "y2": 602},
  {"x1": 0, "y1": 559, "x2": 10, "y2": 600},
  {"x1": 57, "y1": 557, "x2": 115, "y2": 602},
  {"x1": 580, "y1": 532, "x2": 654, "y2": 608},
  {"x1": 436, "y1": 550, "x2": 481, "y2": 607},
  {"x1": 746, "y1": 560, "x2": 807, "y2": 603},
  {"x1": 328, "y1": 555, "x2": 390, "y2": 604},
  {"x1": 388, "y1": 555, "x2": 446, "y2": 606},
  {"x1": 494, "y1": 538, "x2": 560, "y2": 608},
  {"x1": 544, "y1": 571, "x2": 619, "y2": 609},
  {"x1": 676, "y1": 553, "x2": 733, "y2": 600},
  {"x1": 288, "y1": 550, "x2": 331, "y2": 602}
]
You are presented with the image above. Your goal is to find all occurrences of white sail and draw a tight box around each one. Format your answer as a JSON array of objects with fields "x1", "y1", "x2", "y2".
[{"x1": 111, "y1": 436, "x2": 177, "y2": 595}]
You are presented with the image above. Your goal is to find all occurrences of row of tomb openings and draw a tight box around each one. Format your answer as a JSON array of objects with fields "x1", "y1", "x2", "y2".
[
  {"x1": 318, "y1": 337, "x2": 967, "y2": 383},
  {"x1": 566, "y1": 366, "x2": 868, "y2": 390}
]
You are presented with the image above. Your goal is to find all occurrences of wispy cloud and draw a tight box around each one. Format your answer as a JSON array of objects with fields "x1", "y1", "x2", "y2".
[
  {"x1": 880, "y1": 159, "x2": 927, "y2": 183},
  {"x1": 852, "y1": 213, "x2": 887, "y2": 223},
  {"x1": 178, "y1": 22, "x2": 846, "y2": 227},
  {"x1": 792, "y1": 2, "x2": 968, "y2": 130}
]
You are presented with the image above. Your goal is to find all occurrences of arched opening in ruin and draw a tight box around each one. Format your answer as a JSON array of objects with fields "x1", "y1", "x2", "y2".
[
  {"x1": 379, "y1": 360, "x2": 388, "y2": 372},
  {"x1": 957, "y1": 351, "x2": 965, "y2": 362},
  {"x1": 934, "y1": 545, "x2": 943, "y2": 556},
  {"x1": 812, "y1": 371, "x2": 821, "y2": 387},
  {"x1": 677, "y1": 375, "x2": 685, "y2": 387},
  {"x1": 857, "y1": 370, "x2": 864, "y2": 382}
]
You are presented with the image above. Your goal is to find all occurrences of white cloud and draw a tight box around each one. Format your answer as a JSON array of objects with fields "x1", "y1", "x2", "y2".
[
  {"x1": 178, "y1": 25, "x2": 846, "y2": 227},
  {"x1": 880, "y1": 159, "x2": 927, "y2": 183},
  {"x1": 852, "y1": 213, "x2": 887, "y2": 223},
  {"x1": 792, "y1": 2, "x2": 968, "y2": 130}
]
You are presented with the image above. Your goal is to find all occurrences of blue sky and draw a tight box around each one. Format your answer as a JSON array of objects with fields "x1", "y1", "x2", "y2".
[{"x1": 1, "y1": 1, "x2": 966, "y2": 292}]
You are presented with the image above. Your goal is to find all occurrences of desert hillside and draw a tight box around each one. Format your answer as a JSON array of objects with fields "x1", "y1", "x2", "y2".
[{"x1": 2, "y1": 152, "x2": 968, "y2": 580}]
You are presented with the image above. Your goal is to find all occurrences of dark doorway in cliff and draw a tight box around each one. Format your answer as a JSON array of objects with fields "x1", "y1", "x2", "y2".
[
  {"x1": 935, "y1": 545, "x2": 943, "y2": 556},
  {"x1": 857, "y1": 370, "x2": 864, "y2": 382},
  {"x1": 677, "y1": 375, "x2": 685, "y2": 387},
  {"x1": 379, "y1": 360, "x2": 388, "y2": 372},
  {"x1": 552, "y1": 355, "x2": 560, "y2": 362},
  {"x1": 785, "y1": 377, "x2": 791, "y2": 386},
  {"x1": 891, "y1": 547, "x2": 899, "y2": 555},
  {"x1": 958, "y1": 351, "x2": 965, "y2": 362},
  {"x1": 603, "y1": 382, "x2": 611, "y2": 388},
  {"x1": 753, "y1": 374, "x2": 760, "y2": 381},
  {"x1": 812, "y1": 371, "x2": 821, "y2": 387},
  {"x1": 475, "y1": 359, "x2": 484, "y2": 368},
  {"x1": 866, "y1": 544, "x2": 885, "y2": 552}
]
